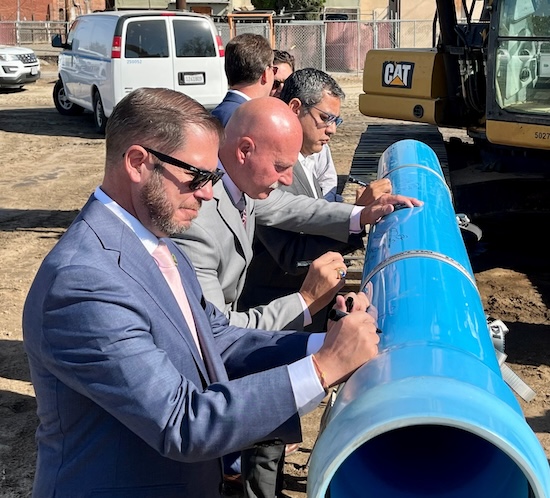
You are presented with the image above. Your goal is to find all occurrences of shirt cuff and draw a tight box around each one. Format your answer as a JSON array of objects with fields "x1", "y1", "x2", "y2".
[
  {"x1": 297, "y1": 292, "x2": 312, "y2": 327},
  {"x1": 349, "y1": 206, "x2": 364, "y2": 234},
  {"x1": 306, "y1": 332, "x2": 325, "y2": 355},
  {"x1": 288, "y1": 356, "x2": 327, "y2": 417}
]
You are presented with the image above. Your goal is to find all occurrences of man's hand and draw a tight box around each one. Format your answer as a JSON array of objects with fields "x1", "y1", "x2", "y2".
[
  {"x1": 355, "y1": 178, "x2": 392, "y2": 206},
  {"x1": 299, "y1": 252, "x2": 347, "y2": 317},
  {"x1": 314, "y1": 294, "x2": 380, "y2": 388},
  {"x1": 359, "y1": 194, "x2": 423, "y2": 227}
]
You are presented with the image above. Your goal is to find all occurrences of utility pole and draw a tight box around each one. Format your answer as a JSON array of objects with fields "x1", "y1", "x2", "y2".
[
  {"x1": 65, "y1": 0, "x2": 70, "y2": 21},
  {"x1": 176, "y1": 0, "x2": 186, "y2": 9},
  {"x1": 16, "y1": 0, "x2": 20, "y2": 44}
]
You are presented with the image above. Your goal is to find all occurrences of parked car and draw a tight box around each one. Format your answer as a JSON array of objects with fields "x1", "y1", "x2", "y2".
[
  {"x1": 51, "y1": 10, "x2": 228, "y2": 133},
  {"x1": 0, "y1": 45, "x2": 41, "y2": 89}
]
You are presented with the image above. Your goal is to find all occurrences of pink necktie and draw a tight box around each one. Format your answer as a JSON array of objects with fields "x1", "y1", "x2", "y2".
[{"x1": 152, "y1": 242, "x2": 202, "y2": 358}]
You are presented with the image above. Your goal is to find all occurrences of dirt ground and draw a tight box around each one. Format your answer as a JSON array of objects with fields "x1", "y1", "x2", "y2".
[{"x1": 0, "y1": 66, "x2": 549, "y2": 497}]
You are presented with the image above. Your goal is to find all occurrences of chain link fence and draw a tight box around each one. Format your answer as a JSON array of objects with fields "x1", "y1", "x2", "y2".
[
  {"x1": 0, "y1": 21, "x2": 67, "y2": 45},
  {"x1": 3, "y1": 18, "x2": 435, "y2": 74},
  {"x1": 219, "y1": 19, "x2": 434, "y2": 73}
]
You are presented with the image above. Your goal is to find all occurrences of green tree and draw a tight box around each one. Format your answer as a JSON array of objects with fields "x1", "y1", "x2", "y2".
[
  {"x1": 250, "y1": 0, "x2": 325, "y2": 15},
  {"x1": 250, "y1": 0, "x2": 276, "y2": 9}
]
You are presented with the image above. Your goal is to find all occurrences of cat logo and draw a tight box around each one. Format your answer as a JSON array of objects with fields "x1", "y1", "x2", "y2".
[{"x1": 382, "y1": 61, "x2": 415, "y2": 88}]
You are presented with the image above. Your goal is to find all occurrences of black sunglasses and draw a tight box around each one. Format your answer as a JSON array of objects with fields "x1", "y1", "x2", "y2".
[
  {"x1": 143, "y1": 146, "x2": 224, "y2": 191},
  {"x1": 272, "y1": 79, "x2": 285, "y2": 90}
]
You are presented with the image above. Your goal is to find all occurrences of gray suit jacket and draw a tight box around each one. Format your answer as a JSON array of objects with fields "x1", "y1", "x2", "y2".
[
  {"x1": 239, "y1": 162, "x2": 365, "y2": 328},
  {"x1": 172, "y1": 182, "x2": 355, "y2": 330},
  {"x1": 23, "y1": 195, "x2": 308, "y2": 498}
]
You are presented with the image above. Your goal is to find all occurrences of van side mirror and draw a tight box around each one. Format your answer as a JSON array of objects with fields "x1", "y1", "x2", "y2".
[{"x1": 52, "y1": 33, "x2": 71, "y2": 50}]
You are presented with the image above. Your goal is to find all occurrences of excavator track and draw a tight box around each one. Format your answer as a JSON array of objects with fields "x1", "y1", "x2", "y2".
[{"x1": 348, "y1": 123, "x2": 451, "y2": 186}]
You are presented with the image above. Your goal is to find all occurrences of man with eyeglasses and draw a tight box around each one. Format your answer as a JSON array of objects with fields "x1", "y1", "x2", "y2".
[
  {"x1": 271, "y1": 67, "x2": 349, "y2": 203},
  {"x1": 22, "y1": 87, "x2": 386, "y2": 498},
  {"x1": 283, "y1": 68, "x2": 351, "y2": 203},
  {"x1": 212, "y1": 33, "x2": 276, "y2": 127}
]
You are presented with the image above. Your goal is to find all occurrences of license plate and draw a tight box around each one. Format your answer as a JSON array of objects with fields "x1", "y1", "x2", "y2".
[
  {"x1": 30, "y1": 67, "x2": 38, "y2": 75},
  {"x1": 179, "y1": 72, "x2": 205, "y2": 85}
]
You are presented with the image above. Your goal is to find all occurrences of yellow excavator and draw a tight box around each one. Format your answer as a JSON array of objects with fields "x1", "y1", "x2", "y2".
[{"x1": 357, "y1": 0, "x2": 550, "y2": 216}]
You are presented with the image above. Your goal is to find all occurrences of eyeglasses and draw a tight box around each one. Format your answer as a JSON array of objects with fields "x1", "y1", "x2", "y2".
[
  {"x1": 309, "y1": 106, "x2": 344, "y2": 128},
  {"x1": 143, "y1": 146, "x2": 224, "y2": 191},
  {"x1": 272, "y1": 79, "x2": 285, "y2": 91},
  {"x1": 269, "y1": 64, "x2": 279, "y2": 76}
]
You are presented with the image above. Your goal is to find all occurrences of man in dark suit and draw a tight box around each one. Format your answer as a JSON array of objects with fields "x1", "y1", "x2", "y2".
[
  {"x1": 212, "y1": 33, "x2": 275, "y2": 126},
  {"x1": 22, "y1": 88, "x2": 383, "y2": 498}
]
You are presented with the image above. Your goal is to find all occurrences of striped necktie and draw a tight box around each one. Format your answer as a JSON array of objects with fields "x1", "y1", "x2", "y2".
[{"x1": 236, "y1": 195, "x2": 247, "y2": 227}]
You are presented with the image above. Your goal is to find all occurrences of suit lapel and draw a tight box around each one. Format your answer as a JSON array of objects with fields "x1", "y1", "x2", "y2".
[
  {"x1": 243, "y1": 194, "x2": 256, "y2": 240},
  {"x1": 84, "y1": 199, "x2": 211, "y2": 384},
  {"x1": 122, "y1": 233, "x2": 213, "y2": 384},
  {"x1": 312, "y1": 175, "x2": 324, "y2": 198},
  {"x1": 214, "y1": 183, "x2": 254, "y2": 265}
]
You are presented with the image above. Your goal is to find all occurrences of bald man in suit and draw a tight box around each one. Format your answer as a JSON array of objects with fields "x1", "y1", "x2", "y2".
[{"x1": 171, "y1": 97, "x2": 421, "y2": 497}]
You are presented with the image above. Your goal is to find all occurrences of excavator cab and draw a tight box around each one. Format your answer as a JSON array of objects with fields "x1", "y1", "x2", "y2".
[{"x1": 487, "y1": 0, "x2": 550, "y2": 147}]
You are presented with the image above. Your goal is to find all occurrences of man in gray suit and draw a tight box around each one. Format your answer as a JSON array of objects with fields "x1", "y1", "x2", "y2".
[
  {"x1": 22, "y1": 88, "x2": 383, "y2": 498},
  {"x1": 171, "y1": 96, "x2": 421, "y2": 497},
  {"x1": 172, "y1": 97, "x2": 416, "y2": 331}
]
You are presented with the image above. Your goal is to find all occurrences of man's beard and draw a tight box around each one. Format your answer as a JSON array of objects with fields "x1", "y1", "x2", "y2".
[{"x1": 141, "y1": 169, "x2": 191, "y2": 236}]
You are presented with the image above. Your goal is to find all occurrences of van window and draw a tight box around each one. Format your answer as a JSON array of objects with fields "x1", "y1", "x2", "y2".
[
  {"x1": 173, "y1": 19, "x2": 216, "y2": 57},
  {"x1": 67, "y1": 19, "x2": 80, "y2": 46},
  {"x1": 74, "y1": 17, "x2": 94, "y2": 53},
  {"x1": 91, "y1": 20, "x2": 116, "y2": 58},
  {"x1": 124, "y1": 20, "x2": 169, "y2": 58}
]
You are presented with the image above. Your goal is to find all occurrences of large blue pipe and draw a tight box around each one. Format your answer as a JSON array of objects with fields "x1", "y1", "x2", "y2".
[{"x1": 307, "y1": 139, "x2": 550, "y2": 498}]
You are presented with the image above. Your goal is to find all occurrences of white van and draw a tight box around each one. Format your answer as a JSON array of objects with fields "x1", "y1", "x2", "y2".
[{"x1": 52, "y1": 10, "x2": 227, "y2": 132}]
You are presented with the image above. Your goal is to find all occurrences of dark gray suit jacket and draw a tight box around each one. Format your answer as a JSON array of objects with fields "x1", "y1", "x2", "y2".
[
  {"x1": 23, "y1": 195, "x2": 309, "y2": 498},
  {"x1": 239, "y1": 162, "x2": 365, "y2": 330}
]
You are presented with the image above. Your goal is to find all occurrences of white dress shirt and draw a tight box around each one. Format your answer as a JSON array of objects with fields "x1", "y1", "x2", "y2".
[
  {"x1": 298, "y1": 152, "x2": 321, "y2": 199},
  {"x1": 312, "y1": 144, "x2": 338, "y2": 197}
]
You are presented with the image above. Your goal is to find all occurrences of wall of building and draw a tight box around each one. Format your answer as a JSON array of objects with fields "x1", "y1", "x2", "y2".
[
  {"x1": 355, "y1": 0, "x2": 438, "y2": 20},
  {"x1": 0, "y1": 0, "x2": 104, "y2": 21},
  {"x1": 357, "y1": 0, "x2": 387, "y2": 19},
  {"x1": 401, "y1": 0, "x2": 436, "y2": 19}
]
